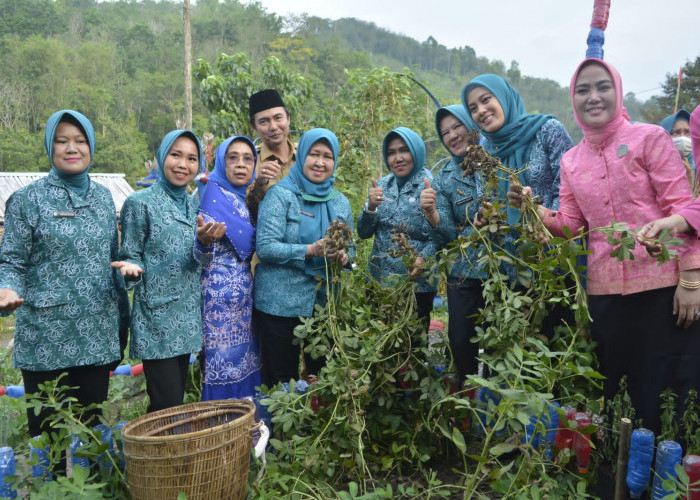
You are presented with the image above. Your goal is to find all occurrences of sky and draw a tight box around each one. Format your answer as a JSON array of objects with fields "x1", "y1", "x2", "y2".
[{"x1": 252, "y1": 0, "x2": 700, "y2": 99}]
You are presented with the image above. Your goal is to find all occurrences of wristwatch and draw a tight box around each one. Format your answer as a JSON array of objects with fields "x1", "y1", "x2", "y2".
[{"x1": 363, "y1": 201, "x2": 377, "y2": 215}]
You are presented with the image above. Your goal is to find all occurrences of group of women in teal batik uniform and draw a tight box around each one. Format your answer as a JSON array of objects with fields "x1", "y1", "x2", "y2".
[{"x1": 0, "y1": 70, "x2": 575, "y2": 456}]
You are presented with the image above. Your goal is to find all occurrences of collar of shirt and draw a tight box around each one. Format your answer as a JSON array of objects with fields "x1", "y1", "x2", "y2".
[{"x1": 257, "y1": 138, "x2": 297, "y2": 167}]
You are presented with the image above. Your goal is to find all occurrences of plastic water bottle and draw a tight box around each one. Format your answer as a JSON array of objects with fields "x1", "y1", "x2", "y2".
[
  {"x1": 112, "y1": 364, "x2": 131, "y2": 376},
  {"x1": 585, "y1": 27, "x2": 605, "y2": 59},
  {"x1": 94, "y1": 424, "x2": 113, "y2": 470},
  {"x1": 627, "y1": 428, "x2": 655, "y2": 498},
  {"x1": 5, "y1": 387, "x2": 24, "y2": 399},
  {"x1": 29, "y1": 436, "x2": 52, "y2": 481},
  {"x1": 554, "y1": 407, "x2": 576, "y2": 453},
  {"x1": 113, "y1": 421, "x2": 127, "y2": 470},
  {"x1": 651, "y1": 440, "x2": 682, "y2": 500},
  {"x1": 69, "y1": 435, "x2": 90, "y2": 470},
  {"x1": 523, "y1": 414, "x2": 541, "y2": 449},
  {"x1": 683, "y1": 455, "x2": 700, "y2": 500},
  {"x1": 542, "y1": 402, "x2": 560, "y2": 459},
  {"x1": 572, "y1": 412, "x2": 592, "y2": 474},
  {"x1": 475, "y1": 387, "x2": 500, "y2": 436},
  {"x1": 0, "y1": 447, "x2": 17, "y2": 499}
]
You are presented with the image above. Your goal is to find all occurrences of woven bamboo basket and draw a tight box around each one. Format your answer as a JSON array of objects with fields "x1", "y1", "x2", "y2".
[{"x1": 121, "y1": 399, "x2": 257, "y2": 500}]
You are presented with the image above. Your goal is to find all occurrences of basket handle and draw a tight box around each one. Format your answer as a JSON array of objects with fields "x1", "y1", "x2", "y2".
[{"x1": 141, "y1": 408, "x2": 245, "y2": 437}]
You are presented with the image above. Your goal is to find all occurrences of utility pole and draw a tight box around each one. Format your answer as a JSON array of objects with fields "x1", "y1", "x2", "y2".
[{"x1": 183, "y1": 0, "x2": 193, "y2": 129}]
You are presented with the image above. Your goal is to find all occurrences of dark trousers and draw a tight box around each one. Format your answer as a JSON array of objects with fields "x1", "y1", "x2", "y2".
[
  {"x1": 22, "y1": 364, "x2": 111, "y2": 438},
  {"x1": 254, "y1": 308, "x2": 324, "y2": 386},
  {"x1": 415, "y1": 291, "x2": 436, "y2": 323},
  {"x1": 143, "y1": 354, "x2": 190, "y2": 413},
  {"x1": 446, "y1": 278, "x2": 485, "y2": 383},
  {"x1": 22, "y1": 364, "x2": 110, "y2": 476},
  {"x1": 589, "y1": 286, "x2": 700, "y2": 435},
  {"x1": 415, "y1": 291, "x2": 436, "y2": 344}
]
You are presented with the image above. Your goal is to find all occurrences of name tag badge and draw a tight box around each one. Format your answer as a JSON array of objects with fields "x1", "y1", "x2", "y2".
[
  {"x1": 455, "y1": 196, "x2": 473, "y2": 207},
  {"x1": 53, "y1": 211, "x2": 76, "y2": 218},
  {"x1": 299, "y1": 210, "x2": 315, "y2": 218}
]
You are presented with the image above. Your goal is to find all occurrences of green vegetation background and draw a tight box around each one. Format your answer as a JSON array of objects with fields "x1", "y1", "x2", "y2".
[{"x1": 0, "y1": 0, "x2": 697, "y2": 187}]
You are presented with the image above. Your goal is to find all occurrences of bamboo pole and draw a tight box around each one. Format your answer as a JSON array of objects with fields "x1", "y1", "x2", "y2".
[
  {"x1": 614, "y1": 417, "x2": 632, "y2": 500},
  {"x1": 183, "y1": 0, "x2": 193, "y2": 129},
  {"x1": 673, "y1": 68, "x2": 683, "y2": 114}
]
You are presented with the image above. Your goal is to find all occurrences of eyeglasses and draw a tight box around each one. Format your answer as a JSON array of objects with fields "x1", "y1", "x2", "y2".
[{"x1": 226, "y1": 154, "x2": 256, "y2": 166}]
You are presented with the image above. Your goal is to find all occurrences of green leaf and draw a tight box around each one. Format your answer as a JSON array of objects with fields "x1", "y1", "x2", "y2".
[
  {"x1": 451, "y1": 427, "x2": 466, "y2": 453},
  {"x1": 490, "y1": 442, "x2": 517, "y2": 456}
]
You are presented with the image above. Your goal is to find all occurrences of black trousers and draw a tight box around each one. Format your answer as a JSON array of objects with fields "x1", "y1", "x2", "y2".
[
  {"x1": 143, "y1": 354, "x2": 190, "y2": 413},
  {"x1": 589, "y1": 286, "x2": 700, "y2": 435},
  {"x1": 254, "y1": 308, "x2": 325, "y2": 387},
  {"x1": 22, "y1": 364, "x2": 111, "y2": 439},
  {"x1": 445, "y1": 278, "x2": 485, "y2": 383},
  {"x1": 415, "y1": 291, "x2": 436, "y2": 322}
]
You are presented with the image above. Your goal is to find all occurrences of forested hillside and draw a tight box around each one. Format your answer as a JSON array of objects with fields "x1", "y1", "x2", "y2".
[{"x1": 0, "y1": 0, "x2": 696, "y2": 188}]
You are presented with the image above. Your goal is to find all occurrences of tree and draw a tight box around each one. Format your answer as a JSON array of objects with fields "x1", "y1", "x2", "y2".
[
  {"x1": 328, "y1": 67, "x2": 436, "y2": 215},
  {"x1": 193, "y1": 52, "x2": 312, "y2": 138},
  {"x1": 644, "y1": 55, "x2": 700, "y2": 122}
]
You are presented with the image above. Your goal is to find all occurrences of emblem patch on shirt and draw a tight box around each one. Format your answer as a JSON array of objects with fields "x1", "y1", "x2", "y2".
[{"x1": 616, "y1": 145, "x2": 628, "y2": 158}]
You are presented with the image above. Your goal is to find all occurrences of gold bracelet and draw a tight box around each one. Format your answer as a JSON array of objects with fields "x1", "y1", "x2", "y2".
[{"x1": 679, "y1": 278, "x2": 700, "y2": 290}]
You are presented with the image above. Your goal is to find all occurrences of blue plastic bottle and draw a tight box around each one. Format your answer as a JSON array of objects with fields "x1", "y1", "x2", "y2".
[
  {"x1": 113, "y1": 421, "x2": 127, "y2": 470},
  {"x1": 0, "y1": 447, "x2": 17, "y2": 499},
  {"x1": 4, "y1": 387, "x2": 24, "y2": 399},
  {"x1": 523, "y1": 414, "x2": 541, "y2": 449},
  {"x1": 29, "y1": 436, "x2": 52, "y2": 481},
  {"x1": 94, "y1": 424, "x2": 113, "y2": 470},
  {"x1": 112, "y1": 364, "x2": 132, "y2": 376},
  {"x1": 69, "y1": 435, "x2": 90, "y2": 470},
  {"x1": 585, "y1": 27, "x2": 605, "y2": 59},
  {"x1": 627, "y1": 428, "x2": 655, "y2": 498},
  {"x1": 542, "y1": 402, "x2": 560, "y2": 459},
  {"x1": 475, "y1": 387, "x2": 501, "y2": 436},
  {"x1": 651, "y1": 440, "x2": 682, "y2": 500}
]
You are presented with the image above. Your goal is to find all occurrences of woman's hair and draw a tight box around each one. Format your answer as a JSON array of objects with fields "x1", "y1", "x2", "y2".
[
  {"x1": 229, "y1": 137, "x2": 255, "y2": 155},
  {"x1": 576, "y1": 58, "x2": 608, "y2": 77},
  {"x1": 58, "y1": 114, "x2": 89, "y2": 139},
  {"x1": 177, "y1": 131, "x2": 200, "y2": 159},
  {"x1": 312, "y1": 137, "x2": 332, "y2": 151}
]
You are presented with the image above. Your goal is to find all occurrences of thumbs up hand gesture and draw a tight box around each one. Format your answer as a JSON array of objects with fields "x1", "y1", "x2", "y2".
[
  {"x1": 420, "y1": 178, "x2": 436, "y2": 214},
  {"x1": 367, "y1": 177, "x2": 384, "y2": 211},
  {"x1": 420, "y1": 177, "x2": 440, "y2": 227}
]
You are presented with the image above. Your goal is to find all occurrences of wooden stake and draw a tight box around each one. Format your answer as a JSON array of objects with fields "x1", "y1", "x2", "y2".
[
  {"x1": 614, "y1": 417, "x2": 632, "y2": 500},
  {"x1": 183, "y1": 0, "x2": 193, "y2": 129}
]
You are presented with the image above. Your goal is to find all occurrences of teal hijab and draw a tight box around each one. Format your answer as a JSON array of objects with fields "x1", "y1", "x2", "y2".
[
  {"x1": 382, "y1": 127, "x2": 426, "y2": 189},
  {"x1": 461, "y1": 74, "x2": 553, "y2": 170},
  {"x1": 44, "y1": 110, "x2": 95, "y2": 197},
  {"x1": 277, "y1": 128, "x2": 341, "y2": 278},
  {"x1": 462, "y1": 75, "x2": 553, "y2": 223},
  {"x1": 435, "y1": 104, "x2": 478, "y2": 160},
  {"x1": 156, "y1": 129, "x2": 203, "y2": 214}
]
